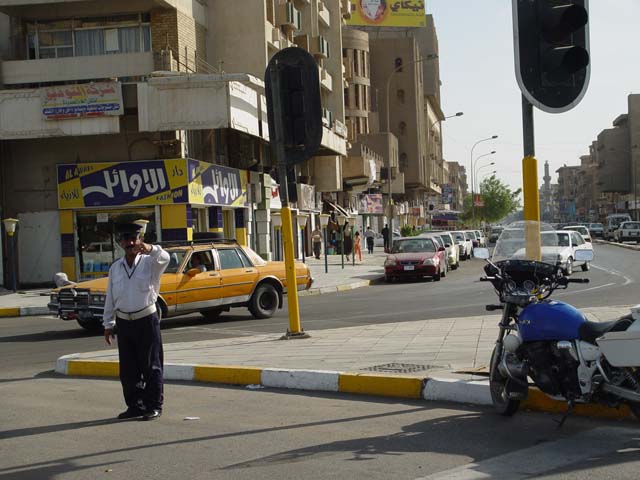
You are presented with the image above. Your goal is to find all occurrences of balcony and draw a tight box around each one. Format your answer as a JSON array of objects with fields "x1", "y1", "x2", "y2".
[
  {"x1": 1, "y1": 52, "x2": 154, "y2": 86},
  {"x1": 319, "y1": 67, "x2": 333, "y2": 92},
  {"x1": 276, "y1": 1, "x2": 301, "y2": 31},
  {"x1": 310, "y1": 36, "x2": 330, "y2": 59},
  {"x1": 318, "y1": 1, "x2": 331, "y2": 28}
]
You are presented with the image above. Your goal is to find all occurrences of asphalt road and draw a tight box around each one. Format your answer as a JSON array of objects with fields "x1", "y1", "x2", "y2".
[{"x1": 1, "y1": 243, "x2": 637, "y2": 381}]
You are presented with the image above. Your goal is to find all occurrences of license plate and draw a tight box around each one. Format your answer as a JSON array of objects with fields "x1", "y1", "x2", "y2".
[
  {"x1": 631, "y1": 232, "x2": 638, "y2": 236},
  {"x1": 404, "y1": 265, "x2": 415, "y2": 271}
]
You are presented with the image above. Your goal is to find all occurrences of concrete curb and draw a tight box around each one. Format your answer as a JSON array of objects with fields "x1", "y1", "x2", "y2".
[
  {"x1": 54, "y1": 356, "x2": 634, "y2": 421},
  {"x1": 0, "y1": 306, "x2": 50, "y2": 318},
  {"x1": 594, "y1": 239, "x2": 640, "y2": 252}
]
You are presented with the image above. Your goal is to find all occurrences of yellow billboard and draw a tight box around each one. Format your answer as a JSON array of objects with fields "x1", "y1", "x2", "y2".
[{"x1": 347, "y1": 0, "x2": 426, "y2": 27}]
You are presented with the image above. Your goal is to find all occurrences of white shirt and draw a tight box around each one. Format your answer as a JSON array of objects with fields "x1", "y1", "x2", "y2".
[{"x1": 102, "y1": 245, "x2": 170, "y2": 328}]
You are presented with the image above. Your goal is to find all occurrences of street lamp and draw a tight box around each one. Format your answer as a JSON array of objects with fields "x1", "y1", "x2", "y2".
[
  {"x1": 337, "y1": 214, "x2": 346, "y2": 269},
  {"x1": 297, "y1": 212, "x2": 309, "y2": 263},
  {"x1": 385, "y1": 53, "x2": 439, "y2": 234},
  {"x1": 3, "y1": 218, "x2": 18, "y2": 292},
  {"x1": 470, "y1": 137, "x2": 498, "y2": 222},
  {"x1": 350, "y1": 216, "x2": 357, "y2": 266},
  {"x1": 475, "y1": 160, "x2": 496, "y2": 183},
  {"x1": 319, "y1": 214, "x2": 330, "y2": 273},
  {"x1": 429, "y1": 111, "x2": 464, "y2": 131},
  {"x1": 272, "y1": 213, "x2": 282, "y2": 261}
]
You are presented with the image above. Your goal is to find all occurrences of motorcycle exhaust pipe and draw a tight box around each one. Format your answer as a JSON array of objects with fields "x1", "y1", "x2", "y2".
[{"x1": 602, "y1": 383, "x2": 640, "y2": 403}]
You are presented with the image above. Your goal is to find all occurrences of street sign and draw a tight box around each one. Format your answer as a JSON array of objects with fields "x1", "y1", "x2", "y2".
[{"x1": 513, "y1": 0, "x2": 590, "y2": 113}]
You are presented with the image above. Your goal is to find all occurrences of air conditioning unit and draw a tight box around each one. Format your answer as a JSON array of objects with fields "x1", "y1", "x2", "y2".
[
  {"x1": 276, "y1": 2, "x2": 301, "y2": 31},
  {"x1": 310, "y1": 35, "x2": 329, "y2": 59},
  {"x1": 322, "y1": 108, "x2": 333, "y2": 127}
]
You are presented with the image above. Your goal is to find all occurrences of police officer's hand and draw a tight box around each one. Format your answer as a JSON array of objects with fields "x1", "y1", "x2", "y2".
[{"x1": 104, "y1": 328, "x2": 115, "y2": 346}]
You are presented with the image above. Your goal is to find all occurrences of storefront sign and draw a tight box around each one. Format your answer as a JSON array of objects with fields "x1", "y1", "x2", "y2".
[
  {"x1": 359, "y1": 194, "x2": 384, "y2": 215},
  {"x1": 57, "y1": 159, "x2": 189, "y2": 209},
  {"x1": 42, "y1": 82, "x2": 123, "y2": 120},
  {"x1": 346, "y1": 0, "x2": 426, "y2": 27},
  {"x1": 188, "y1": 160, "x2": 248, "y2": 207},
  {"x1": 297, "y1": 184, "x2": 316, "y2": 211}
]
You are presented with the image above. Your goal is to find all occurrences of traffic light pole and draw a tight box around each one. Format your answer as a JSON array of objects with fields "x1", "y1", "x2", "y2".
[
  {"x1": 269, "y1": 63, "x2": 308, "y2": 339},
  {"x1": 521, "y1": 96, "x2": 541, "y2": 260}
]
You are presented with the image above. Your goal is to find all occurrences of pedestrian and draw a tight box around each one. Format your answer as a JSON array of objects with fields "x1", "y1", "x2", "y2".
[
  {"x1": 354, "y1": 231, "x2": 363, "y2": 262},
  {"x1": 382, "y1": 224, "x2": 390, "y2": 253},
  {"x1": 343, "y1": 222, "x2": 353, "y2": 261},
  {"x1": 364, "y1": 225, "x2": 375, "y2": 254},
  {"x1": 311, "y1": 224, "x2": 323, "y2": 259},
  {"x1": 103, "y1": 223, "x2": 170, "y2": 421}
]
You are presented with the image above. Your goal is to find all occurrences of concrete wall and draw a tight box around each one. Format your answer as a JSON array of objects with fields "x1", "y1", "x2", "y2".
[
  {"x1": 627, "y1": 94, "x2": 640, "y2": 208},
  {"x1": 17, "y1": 210, "x2": 61, "y2": 285},
  {"x1": 596, "y1": 126, "x2": 630, "y2": 193}
]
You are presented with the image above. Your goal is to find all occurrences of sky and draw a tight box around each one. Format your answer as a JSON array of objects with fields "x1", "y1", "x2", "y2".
[{"x1": 427, "y1": 0, "x2": 640, "y2": 193}]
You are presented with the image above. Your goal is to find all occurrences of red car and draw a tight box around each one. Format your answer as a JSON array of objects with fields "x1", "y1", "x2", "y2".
[{"x1": 384, "y1": 237, "x2": 447, "y2": 282}]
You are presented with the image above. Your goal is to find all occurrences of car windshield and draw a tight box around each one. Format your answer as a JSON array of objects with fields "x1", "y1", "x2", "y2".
[
  {"x1": 590, "y1": 223, "x2": 603, "y2": 229},
  {"x1": 392, "y1": 239, "x2": 435, "y2": 253},
  {"x1": 439, "y1": 234, "x2": 451, "y2": 245},
  {"x1": 492, "y1": 221, "x2": 559, "y2": 264},
  {"x1": 165, "y1": 250, "x2": 187, "y2": 273},
  {"x1": 452, "y1": 232, "x2": 465, "y2": 241},
  {"x1": 564, "y1": 226, "x2": 588, "y2": 236},
  {"x1": 465, "y1": 232, "x2": 475, "y2": 240},
  {"x1": 624, "y1": 222, "x2": 640, "y2": 230}
]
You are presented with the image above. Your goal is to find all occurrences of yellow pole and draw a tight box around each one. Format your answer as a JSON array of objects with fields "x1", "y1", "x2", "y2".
[
  {"x1": 281, "y1": 206, "x2": 303, "y2": 335},
  {"x1": 522, "y1": 155, "x2": 541, "y2": 261}
]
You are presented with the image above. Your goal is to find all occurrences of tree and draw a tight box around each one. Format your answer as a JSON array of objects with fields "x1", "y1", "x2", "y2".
[{"x1": 460, "y1": 176, "x2": 522, "y2": 225}]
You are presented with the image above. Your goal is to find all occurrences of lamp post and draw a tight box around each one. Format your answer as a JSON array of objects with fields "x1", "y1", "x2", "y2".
[
  {"x1": 429, "y1": 111, "x2": 464, "y2": 132},
  {"x1": 272, "y1": 213, "x2": 282, "y2": 261},
  {"x1": 319, "y1": 214, "x2": 330, "y2": 273},
  {"x1": 474, "y1": 160, "x2": 496, "y2": 184},
  {"x1": 479, "y1": 171, "x2": 497, "y2": 193},
  {"x1": 3, "y1": 218, "x2": 18, "y2": 292},
  {"x1": 350, "y1": 216, "x2": 356, "y2": 266},
  {"x1": 297, "y1": 212, "x2": 309, "y2": 263},
  {"x1": 470, "y1": 139, "x2": 497, "y2": 222},
  {"x1": 385, "y1": 53, "x2": 439, "y2": 235},
  {"x1": 337, "y1": 214, "x2": 346, "y2": 269}
]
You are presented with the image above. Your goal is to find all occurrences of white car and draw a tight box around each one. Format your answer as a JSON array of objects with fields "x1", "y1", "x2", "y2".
[
  {"x1": 614, "y1": 221, "x2": 640, "y2": 243},
  {"x1": 512, "y1": 230, "x2": 592, "y2": 275},
  {"x1": 451, "y1": 231, "x2": 473, "y2": 260},
  {"x1": 474, "y1": 230, "x2": 487, "y2": 247},
  {"x1": 562, "y1": 225, "x2": 592, "y2": 243},
  {"x1": 421, "y1": 231, "x2": 460, "y2": 270}
]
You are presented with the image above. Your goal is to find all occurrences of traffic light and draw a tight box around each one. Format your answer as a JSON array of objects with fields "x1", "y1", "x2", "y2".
[
  {"x1": 265, "y1": 47, "x2": 323, "y2": 166},
  {"x1": 513, "y1": 0, "x2": 590, "y2": 113}
]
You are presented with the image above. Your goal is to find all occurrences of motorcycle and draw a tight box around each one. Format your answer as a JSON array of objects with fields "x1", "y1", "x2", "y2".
[{"x1": 474, "y1": 221, "x2": 640, "y2": 420}]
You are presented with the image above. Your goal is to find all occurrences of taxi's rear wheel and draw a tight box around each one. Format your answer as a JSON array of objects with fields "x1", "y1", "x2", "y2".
[
  {"x1": 77, "y1": 318, "x2": 102, "y2": 332},
  {"x1": 249, "y1": 283, "x2": 279, "y2": 319}
]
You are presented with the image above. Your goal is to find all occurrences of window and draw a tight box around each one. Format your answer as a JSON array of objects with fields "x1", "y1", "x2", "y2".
[
  {"x1": 344, "y1": 87, "x2": 349, "y2": 108},
  {"x1": 399, "y1": 121, "x2": 407, "y2": 135},
  {"x1": 397, "y1": 89, "x2": 405, "y2": 104},
  {"x1": 394, "y1": 57, "x2": 403, "y2": 72},
  {"x1": 236, "y1": 248, "x2": 254, "y2": 268},
  {"x1": 353, "y1": 50, "x2": 360, "y2": 76},
  {"x1": 218, "y1": 249, "x2": 245, "y2": 270},
  {"x1": 186, "y1": 250, "x2": 215, "y2": 272},
  {"x1": 400, "y1": 153, "x2": 408, "y2": 172}
]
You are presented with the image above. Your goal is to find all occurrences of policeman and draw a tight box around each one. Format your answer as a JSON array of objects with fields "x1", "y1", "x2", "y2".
[{"x1": 103, "y1": 223, "x2": 170, "y2": 421}]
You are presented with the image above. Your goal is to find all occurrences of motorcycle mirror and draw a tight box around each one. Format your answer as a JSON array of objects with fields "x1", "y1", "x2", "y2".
[
  {"x1": 574, "y1": 249, "x2": 594, "y2": 262},
  {"x1": 474, "y1": 247, "x2": 490, "y2": 259}
]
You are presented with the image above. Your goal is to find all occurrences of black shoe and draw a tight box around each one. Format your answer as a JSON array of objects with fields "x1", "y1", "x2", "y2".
[
  {"x1": 117, "y1": 407, "x2": 145, "y2": 420},
  {"x1": 142, "y1": 409, "x2": 162, "y2": 421}
]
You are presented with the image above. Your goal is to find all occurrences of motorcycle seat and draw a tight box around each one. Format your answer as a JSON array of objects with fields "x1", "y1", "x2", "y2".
[{"x1": 578, "y1": 317, "x2": 633, "y2": 344}]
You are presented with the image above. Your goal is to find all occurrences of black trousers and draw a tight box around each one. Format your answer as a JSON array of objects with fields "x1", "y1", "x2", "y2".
[
  {"x1": 116, "y1": 312, "x2": 163, "y2": 411},
  {"x1": 366, "y1": 237, "x2": 374, "y2": 254}
]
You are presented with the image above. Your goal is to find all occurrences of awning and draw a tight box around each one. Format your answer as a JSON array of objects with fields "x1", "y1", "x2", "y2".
[{"x1": 326, "y1": 201, "x2": 351, "y2": 218}]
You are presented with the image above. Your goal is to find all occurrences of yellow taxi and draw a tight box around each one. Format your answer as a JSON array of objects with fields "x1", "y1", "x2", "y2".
[{"x1": 49, "y1": 240, "x2": 313, "y2": 330}]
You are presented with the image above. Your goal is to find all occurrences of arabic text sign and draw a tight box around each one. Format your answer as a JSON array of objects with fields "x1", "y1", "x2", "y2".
[
  {"x1": 347, "y1": 0, "x2": 426, "y2": 27},
  {"x1": 359, "y1": 194, "x2": 384, "y2": 215},
  {"x1": 42, "y1": 82, "x2": 124, "y2": 120},
  {"x1": 57, "y1": 160, "x2": 189, "y2": 209},
  {"x1": 188, "y1": 160, "x2": 248, "y2": 207}
]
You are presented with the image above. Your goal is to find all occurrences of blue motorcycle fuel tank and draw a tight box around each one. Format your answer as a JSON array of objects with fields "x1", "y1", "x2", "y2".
[{"x1": 518, "y1": 301, "x2": 587, "y2": 341}]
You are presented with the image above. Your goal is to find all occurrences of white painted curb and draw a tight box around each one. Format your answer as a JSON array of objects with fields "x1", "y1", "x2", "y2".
[
  {"x1": 423, "y1": 377, "x2": 492, "y2": 406},
  {"x1": 165, "y1": 364, "x2": 196, "y2": 381},
  {"x1": 261, "y1": 368, "x2": 340, "y2": 392}
]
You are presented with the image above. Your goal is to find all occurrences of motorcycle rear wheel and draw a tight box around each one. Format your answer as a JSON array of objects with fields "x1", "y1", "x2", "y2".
[{"x1": 489, "y1": 346, "x2": 520, "y2": 416}]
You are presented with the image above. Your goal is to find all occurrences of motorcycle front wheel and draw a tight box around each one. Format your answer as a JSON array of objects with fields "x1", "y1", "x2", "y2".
[{"x1": 489, "y1": 346, "x2": 520, "y2": 416}]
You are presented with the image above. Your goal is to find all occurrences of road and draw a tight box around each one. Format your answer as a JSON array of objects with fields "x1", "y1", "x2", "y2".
[{"x1": 1, "y1": 243, "x2": 638, "y2": 479}]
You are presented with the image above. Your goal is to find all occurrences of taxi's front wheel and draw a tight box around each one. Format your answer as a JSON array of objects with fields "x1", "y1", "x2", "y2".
[{"x1": 249, "y1": 283, "x2": 279, "y2": 319}]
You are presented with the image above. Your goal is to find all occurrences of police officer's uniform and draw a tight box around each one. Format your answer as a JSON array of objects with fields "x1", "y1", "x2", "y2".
[{"x1": 103, "y1": 224, "x2": 170, "y2": 420}]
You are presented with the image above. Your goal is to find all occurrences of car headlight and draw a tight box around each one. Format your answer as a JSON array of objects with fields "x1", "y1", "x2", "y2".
[
  {"x1": 423, "y1": 258, "x2": 437, "y2": 266},
  {"x1": 384, "y1": 257, "x2": 397, "y2": 266},
  {"x1": 91, "y1": 294, "x2": 106, "y2": 304}
]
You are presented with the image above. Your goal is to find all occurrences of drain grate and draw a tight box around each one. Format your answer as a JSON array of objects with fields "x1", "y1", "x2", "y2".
[{"x1": 361, "y1": 362, "x2": 448, "y2": 374}]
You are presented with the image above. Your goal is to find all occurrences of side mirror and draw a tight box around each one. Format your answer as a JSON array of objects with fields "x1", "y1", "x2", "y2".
[
  {"x1": 445, "y1": 243, "x2": 452, "y2": 248},
  {"x1": 474, "y1": 247, "x2": 490, "y2": 259},
  {"x1": 574, "y1": 249, "x2": 593, "y2": 262},
  {"x1": 186, "y1": 268, "x2": 201, "y2": 277}
]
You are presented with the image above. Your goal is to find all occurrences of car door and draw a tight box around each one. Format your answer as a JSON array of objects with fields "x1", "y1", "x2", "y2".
[
  {"x1": 217, "y1": 247, "x2": 260, "y2": 306},
  {"x1": 175, "y1": 249, "x2": 222, "y2": 314}
]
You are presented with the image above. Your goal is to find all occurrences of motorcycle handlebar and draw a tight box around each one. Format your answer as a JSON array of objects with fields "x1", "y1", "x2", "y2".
[{"x1": 567, "y1": 278, "x2": 590, "y2": 284}]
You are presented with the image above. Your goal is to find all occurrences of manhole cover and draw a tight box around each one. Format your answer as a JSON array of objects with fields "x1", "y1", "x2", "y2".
[{"x1": 361, "y1": 363, "x2": 448, "y2": 374}]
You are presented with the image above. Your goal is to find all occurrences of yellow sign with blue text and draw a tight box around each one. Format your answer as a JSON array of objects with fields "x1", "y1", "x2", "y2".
[
  {"x1": 346, "y1": 0, "x2": 426, "y2": 27},
  {"x1": 57, "y1": 159, "x2": 248, "y2": 209}
]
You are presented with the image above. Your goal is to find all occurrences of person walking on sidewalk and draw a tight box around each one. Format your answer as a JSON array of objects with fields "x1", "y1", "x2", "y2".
[
  {"x1": 364, "y1": 225, "x2": 375, "y2": 254},
  {"x1": 103, "y1": 223, "x2": 170, "y2": 421},
  {"x1": 311, "y1": 225, "x2": 323, "y2": 259},
  {"x1": 343, "y1": 222, "x2": 353, "y2": 261},
  {"x1": 354, "y1": 231, "x2": 363, "y2": 262},
  {"x1": 382, "y1": 224, "x2": 390, "y2": 253}
]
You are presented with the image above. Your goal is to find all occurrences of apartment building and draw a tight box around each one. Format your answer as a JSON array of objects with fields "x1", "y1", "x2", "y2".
[
  {"x1": 555, "y1": 165, "x2": 580, "y2": 222},
  {"x1": 0, "y1": 0, "x2": 350, "y2": 286},
  {"x1": 445, "y1": 160, "x2": 467, "y2": 212}
]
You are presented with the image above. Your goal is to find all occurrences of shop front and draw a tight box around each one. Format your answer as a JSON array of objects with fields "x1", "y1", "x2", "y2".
[{"x1": 57, "y1": 159, "x2": 249, "y2": 281}]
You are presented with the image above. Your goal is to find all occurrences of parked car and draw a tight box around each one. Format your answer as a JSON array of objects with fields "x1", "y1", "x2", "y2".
[
  {"x1": 451, "y1": 231, "x2": 473, "y2": 260},
  {"x1": 49, "y1": 240, "x2": 313, "y2": 331},
  {"x1": 488, "y1": 226, "x2": 504, "y2": 244},
  {"x1": 588, "y1": 223, "x2": 604, "y2": 239},
  {"x1": 384, "y1": 236, "x2": 447, "y2": 282},
  {"x1": 433, "y1": 231, "x2": 460, "y2": 270},
  {"x1": 605, "y1": 213, "x2": 632, "y2": 240},
  {"x1": 562, "y1": 225, "x2": 592, "y2": 243},
  {"x1": 474, "y1": 230, "x2": 486, "y2": 247},
  {"x1": 465, "y1": 230, "x2": 479, "y2": 248},
  {"x1": 614, "y1": 221, "x2": 640, "y2": 243},
  {"x1": 511, "y1": 230, "x2": 592, "y2": 275},
  {"x1": 419, "y1": 233, "x2": 449, "y2": 277}
]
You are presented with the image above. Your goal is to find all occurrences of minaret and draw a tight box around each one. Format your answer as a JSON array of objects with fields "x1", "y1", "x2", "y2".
[{"x1": 542, "y1": 161, "x2": 552, "y2": 219}]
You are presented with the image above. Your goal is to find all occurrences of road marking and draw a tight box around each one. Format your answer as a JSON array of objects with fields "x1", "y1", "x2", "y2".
[
  {"x1": 417, "y1": 427, "x2": 639, "y2": 480},
  {"x1": 555, "y1": 282, "x2": 615, "y2": 297},
  {"x1": 591, "y1": 263, "x2": 634, "y2": 285}
]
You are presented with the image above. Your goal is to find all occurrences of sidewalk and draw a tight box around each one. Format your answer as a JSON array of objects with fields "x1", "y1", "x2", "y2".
[
  {"x1": 0, "y1": 251, "x2": 386, "y2": 318},
  {"x1": 56, "y1": 304, "x2": 637, "y2": 421}
]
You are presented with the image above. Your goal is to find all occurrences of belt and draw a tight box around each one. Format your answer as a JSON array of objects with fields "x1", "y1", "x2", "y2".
[{"x1": 116, "y1": 304, "x2": 156, "y2": 321}]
